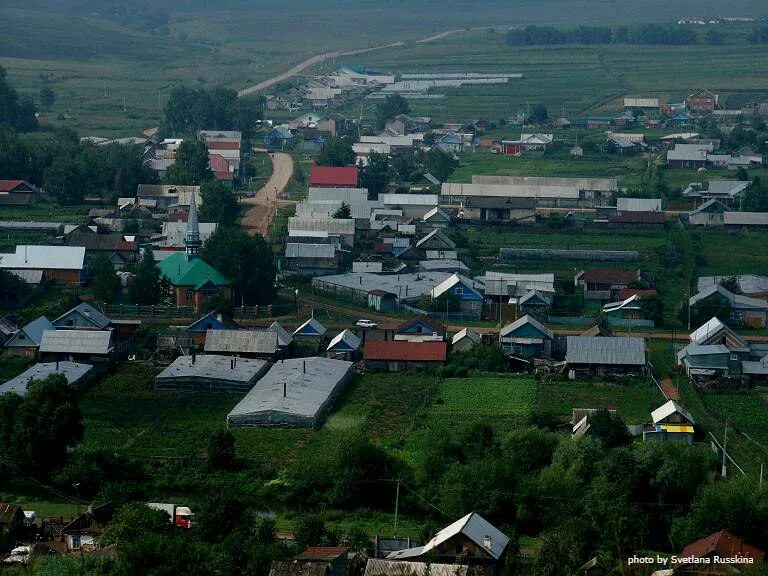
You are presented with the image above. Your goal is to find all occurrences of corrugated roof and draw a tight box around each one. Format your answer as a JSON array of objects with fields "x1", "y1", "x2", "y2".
[
  {"x1": 565, "y1": 336, "x2": 646, "y2": 366},
  {"x1": 724, "y1": 212, "x2": 768, "y2": 226},
  {"x1": 0, "y1": 245, "x2": 86, "y2": 271},
  {"x1": 471, "y1": 175, "x2": 617, "y2": 191},
  {"x1": 294, "y1": 317, "x2": 327, "y2": 337},
  {"x1": 443, "y1": 182, "x2": 580, "y2": 200},
  {"x1": 500, "y1": 314, "x2": 553, "y2": 339},
  {"x1": 679, "y1": 530, "x2": 764, "y2": 563},
  {"x1": 364, "y1": 341, "x2": 447, "y2": 362},
  {"x1": 269, "y1": 322, "x2": 294, "y2": 347},
  {"x1": 697, "y1": 274, "x2": 768, "y2": 296},
  {"x1": 364, "y1": 559, "x2": 468, "y2": 576},
  {"x1": 616, "y1": 198, "x2": 662, "y2": 212},
  {"x1": 7, "y1": 316, "x2": 54, "y2": 347},
  {"x1": 285, "y1": 243, "x2": 337, "y2": 259},
  {"x1": 296, "y1": 547, "x2": 349, "y2": 561},
  {"x1": 452, "y1": 327, "x2": 481, "y2": 346},
  {"x1": 327, "y1": 329, "x2": 361, "y2": 352},
  {"x1": 204, "y1": 329, "x2": 278, "y2": 355},
  {"x1": 651, "y1": 400, "x2": 695, "y2": 425},
  {"x1": 388, "y1": 512, "x2": 508, "y2": 561},
  {"x1": 157, "y1": 354, "x2": 267, "y2": 384},
  {"x1": 227, "y1": 357, "x2": 353, "y2": 422},
  {"x1": 381, "y1": 193, "x2": 438, "y2": 206},
  {"x1": 419, "y1": 259, "x2": 468, "y2": 273},
  {"x1": 39, "y1": 330, "x2": 113, "y2": 355},
  {"x1": 415, "y1": 229, "x2": 456, "y2": 250},
  {"x1": 54, "y1": 302, "x2": 112, "y2": 329},
  {"x1": 309, "y1": 166, "x2": 359, "y2": 187},
  {"x1": 0, "y1": 362, "x2": 93, "y2": 397},
  {"x1": 288, "y1": 217, "x2": 355, "y2": 235}
]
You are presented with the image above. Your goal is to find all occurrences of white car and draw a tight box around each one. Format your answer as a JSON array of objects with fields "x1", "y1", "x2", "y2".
[{"x1": 355, "y1": 319, "x2": 377, "y2": 329}]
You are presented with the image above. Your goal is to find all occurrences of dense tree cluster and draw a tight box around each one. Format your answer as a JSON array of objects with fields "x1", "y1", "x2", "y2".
[
  {"x1": 505, "y1": 24, "x2": 698, "y2": 46},
  {"x1": 0, "y1": 66, "x2": 38, "y2": 132},
  {"x1": 375, "y1": 93, "x2": 410, "y2": 129},
  {"x1": 162, "y1": 86, "x2": 263, "y2": 138},
  {"x1": 317, "y1": 137, "x2": 355, "y2": 167}
]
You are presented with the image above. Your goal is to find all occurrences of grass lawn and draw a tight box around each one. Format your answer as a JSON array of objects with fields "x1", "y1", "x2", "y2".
[
  {"x1": 0, "y1": 202, "x2": 92, "y2": 223},
  {"x1": 537, "y1": 378, "x2": 662, "y2": 424},
  {"x1": 701, "y1": 389, "x2": 768, "y2": 447},
  {"x1": 0, "y1": 354, "x2": 35, "y2": 381},
  {"x1": 430, "y1": 375, "x2": 536, "y2": 423}
]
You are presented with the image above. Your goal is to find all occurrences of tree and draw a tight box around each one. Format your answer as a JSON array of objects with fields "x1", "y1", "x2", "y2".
[
  {"x1": 43, "y1": 154, "x2": 87, "y2": 205},
  {"x1": 586, "y1": 410, "x2": 632, "y2": 449},
  {"x1": 0, "y1": 268, "x2": 30, "y2": 307},
  {"x1": 375, "y1": 93, "x2": 410, "y2": 129},
  {"x1": 202, "y1": 227, "x2": 276, "y2": 306},
  {"x1": 129, "y1": 248, "x2": 164, "y2": 305},
  {"x1": 0, "y1": 66, "x2": 38, "y2": 131},
  {"x1": 0, "y1": 125, "x2": 35, "y2": 180},
  {"x1": 164, "y1": 140, "x2": 213, "y2": 185},
  {"x1": 528, "y1": 103, "x2": 549, "y2": 123},
  {"x1": 293, "y1": 515, "x2": 327, "y2": 550},
  {"x1": 359, "y1": 151, "x2": 390, "y2": 198},
  {"x1": 40, "y1": 86, "x2": 55, "y2": 108},
  {"x1": 10, "y1": 374, "x2": 83, "y2": 478},
  {"x1": 424, "y1": 147, "x2": 457, "y2": 182},
  {"x1": 199, "y1": 181, "x2": 239, "y2": 226},
  {"x1": 317, "y1": 137, "x2": 355, "y2": 167},
  {"x1": 207, "y1": 429, "x2": 236, "y2": 470},
  {"x1": 162, "y1": 85, "x2": 262, "y2": 137},
  {"x1": 720, "y1": 276, "x2": 742, "y2": 295},
  {"x1": 705, "y1": 29, "x2": 724, "y2": 45},
  {"x1": 196, "y1": 492, "x2": 252, "y2": 543},
  {"x1": 91, "y1": 255, "x2": 121, "y2": 304},
  {"x1": 332, "y1": 202, "x2": 351, "y2": 219},
  {"x1": 101, "y1": 503, "x2": 171, "y2": 547}
]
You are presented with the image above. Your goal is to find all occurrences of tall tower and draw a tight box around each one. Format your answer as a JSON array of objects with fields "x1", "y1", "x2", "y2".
[{"x1": 185, "y1": 191, "x2": 202, "y2": 260}]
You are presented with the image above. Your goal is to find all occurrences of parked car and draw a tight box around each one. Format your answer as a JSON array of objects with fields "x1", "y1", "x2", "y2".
[{"x1": 356, "y1": 319, "x2": 377, "y2": 329}]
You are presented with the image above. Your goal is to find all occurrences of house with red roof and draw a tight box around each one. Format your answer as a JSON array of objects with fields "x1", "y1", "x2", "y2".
[
  {"x1": 575, "y1": 268, "x2": 641, "y2": 303},
  {"x1": 363, "y1": 340, "x2": 447, "y2": 372},
  {"x1": 208, "y1": 153, "x2": 235, "y2": 182},
  {"x1": 309, "y1": 166, "x2": 359, "y2": 188},
  {"x1": 0, "y1": 180, "x2": 39, "y2": 205},
  {"x1": 678, "y1": 530, "x2": 764, "y2": 571}
]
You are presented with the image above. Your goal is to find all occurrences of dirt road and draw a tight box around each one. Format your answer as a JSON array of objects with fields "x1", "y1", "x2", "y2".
[{"x1": 241, "y1": 152, "x2": 294, "y2": 238}]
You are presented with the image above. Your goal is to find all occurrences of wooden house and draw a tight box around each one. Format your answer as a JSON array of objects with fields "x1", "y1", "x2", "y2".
[
  {"x1": 363, "y1": 341, "x2": 447, "y2": 372},
  {"x1": 395, "y1": 316, "x2": 446, "y2": 342},
  {"x1": 53, "y1": 302, "x2": 112, "y2": 331},
  {"x1": 565, "y1": 336, "x2": 646, "y2": 378},
  {"x1": 499, "y1": 315, "x2": 553, "y2": 358},
  {"x1": 3, "y1": 316, "x2": 53, "y2": 358},
  {"x1": 430, "y1": 274, "x2": 484, "y2": 320},
  {"x1": 203, "y1": 329, "x2": 280, "y2": 361},
  {"x1": 39, "y1": 330, "x2": 115, "y2": 364},
  {"x1": 644, "y1": 400, "x2": 696, "y2": 444},
  {"x1": 0, "y1": 180, "x2": 39, "y2": 205},
  {"x1": 575, "y1": 269, "x2": 641, "y2": 302},
  {"x1": 293, "y1": 317, "x2": 328, "y2": 339},
  {"x1": 685, "y1": 89, "x2": 718, "y2": 113},
  {"x1": 0, "y1": 503, "x2": 25, "y2": 548},
  {"x1": 326, "y1": 329, "x2": 361, "y2": 361}
]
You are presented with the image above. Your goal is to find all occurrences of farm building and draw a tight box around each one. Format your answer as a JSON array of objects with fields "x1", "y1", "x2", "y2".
[
  {"x1": 0, "y1": 361, "x2": 93, "y2": 397},
  {"x1": 368, "y1": 289, "x2": 398, "y2": 312},
  {"x1": 499, "y1": 315, "x2": 553, "y2": 358},
  {"x1": 459, "y1": 196, "x2": 536, "y2": 223},
  {"x1": 643, "y1": 400, "x2": 696, "y2": 444},
  {"x1": 203, "y1": 329, "x2": 280, "y2": 360},
  {"x1": 565, "y1": 336, "x2": 646, "y2": 377},
  {"x1": 3, "y1": 316, "x2": 54, "y2": 357},
  {"x1": 326, "y1": 329, "x2": 361, "y2": 360},
  {"x1": 39, "y1": 330, "x2": 114, "y2": 363},
  {"x1": 155, "y1": 354, "x2": 269, "y2": 393},
  {"x1": 269, "y1": 321, "x2": 294, "y2": 348},
  {"x1": 387, "y1": 512, "x2": 509, "y2": 569},
  {"x1": 226, "y1": 357, "x2": 353, "y2": 428},
  {"x1": 452, "y1": 327, "x2": 482, "y2": 352},
  {"x1": 0, "y1": 245, "x2": 87, "y2": 286},
  {"x1": 0, "y1": 180, "x2": 39, "y2": 205},
  {"x1": 363, "y1": 341, "x2": 447, "y2": 372}
]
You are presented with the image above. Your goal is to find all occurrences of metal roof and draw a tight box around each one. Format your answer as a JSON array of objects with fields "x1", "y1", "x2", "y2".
[
  {"x1": 227, "y1": 357, "x2": 353, "y2": 423},
  {"x1": 0, "y1": 362, "x2": 93, "y2": 397},
  {"x1": 288, "y1": 217, "x2": 355, "y2": 235},
  {"x1": 387, "y1": 512, "x2": 509, "y2": 561},
  {"x1": 443, "y1": 182, "x2": 580, "y2": 200},
  {"x1": 431, "y1": 273, "x2": 483, "y2": 299},
  {"x1": 285, "y1": 243, "x2": 337, "y2": 259},
  {"x1": 602, "y1": 294, "x2": 642, "y2": 313},
  {"x1": 0, "y1": 221, "x2": 63, "y2": 232},
  {"x1": 39, "y1": 330, "x2": 113, "y2": 355},
  {"x1": 204, "y1": 329, "x2": 279, "y2": 355},
  {"x1": 426, "y1": 250, "x2": 458, "y2": 260},
  {"x1": 364, "y1": 559, "x2": 468, "y2": 576},
  {"x1": 472, "y1": 174, "x2": 617, "y2": 191},
  {"x1": 689, "y1": 316, "x2": 730, "y2": 344},
  {"x1": 422, "y1": 207, "x2": 451, "y2": 222},
  {"x1": 690, "y1": 285, "x2": 768, "y2": 311},
  {"x1": 9, "y1": 269, "x2": 43, "y2": 284},
  {"x1": 415, "y1": 229, "x2": 456, "y2": 250},
  {"x1": 667, "y1": 145, "x2": 709, "y2": 162},
  {"x1": 327, "y1": 329, "x2": 361, "y2": 352},
  {"x1": 156, "y1": 354, "x2": 268, "y2": 384},
  {"x1": 6, "y1": 316, "x2": 54, "y2": 347},
  {"x1": 500, "y1": 314, "x2": 553, "y2": 339},
  {"x1": 269, "y1": 322, "x2": 294, "y2": 347},
  {"x1": 159, "y1": 222, "x2": 217, "y2": 248},
  {"x1": 381, "y1": 193, "x2": 438, "y2": 206},
  {"x1": 0, "y1": 245, "x2": 86, "y2": 271},
  {"x1": 616, "y1": 198, "x2": 662, "y2": 212},
  {"x1": 418, "y1": 259, "x2": 469, "y2": 273},
  {"x1": 452, "y1": 327, "x2": 481, "y2": 346},
  {"x1": 651, "y1": 400, "x2": 695, "y2": 425},
  {"x1": 706, "y1": 180, "x2": 750, "y2": 197},
  {"x1": 294, "y1": 317, "x2": 327, "y2": 337},
  {"x1": 312, "y1": 271, "x2": 453, "y2": 301},
  {"x1": 565, "y1": 336, "x2": 646, "y2": 366},
  {"x1": 697, "y1": 275, "x2": 768, "y2": 296},
  {"x1": 482, "y1": 272, "x2": 555, "y2": 297},
  {"x1": 54, "y1": 302, "x2": 112, "y2": 329},
  {"x1": 724, "y1": 212, "x2": 768, "y2": 226}
]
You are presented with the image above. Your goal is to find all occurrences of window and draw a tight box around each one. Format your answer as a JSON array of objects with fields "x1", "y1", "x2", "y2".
[
  {"x1": 730, "y1": 354, "x2": 738, "y2": 361},
  {"x1": 186, "y1": 289, "x2": 193, "y2": 300},
  {"x1": 68, "y1": 319, "x2": 74, "y2": 326},
  {"x1": 454, "y1": 287, "x2": 464, "y2": 295}
]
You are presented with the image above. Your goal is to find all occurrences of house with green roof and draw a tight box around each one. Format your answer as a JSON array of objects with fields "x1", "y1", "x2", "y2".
[{"x1": 156, "y1": 195, "x2": 231, "y2": 312}]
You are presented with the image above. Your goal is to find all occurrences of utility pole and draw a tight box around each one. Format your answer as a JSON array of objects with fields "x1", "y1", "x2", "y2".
[
  {"x1": 393, "y1": 479, "x2": 400, "y2": 536},
  {"x1": 721, "y1": 419, "x2": 728, "y2": 478}
]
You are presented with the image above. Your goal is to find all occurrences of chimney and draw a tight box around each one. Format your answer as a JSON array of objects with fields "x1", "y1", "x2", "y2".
[
  {"x1": 283, "y1": 382, "x2": 286, "y2": 398},
  {"x1": 230, "y1": 358, "x2": 234, "y2": 370},
  {"x1": 192, "y1": 353, "x2": 196, "y2": 365},
  {"x1": 483, "y1": 535, "x2": 492, "y2": 551},
  {"x1": 56, "y1": 360, "x2": 59, "y2": 370},
  {"x1": 303, "y1": 360, "x2": 306, "y2": 374}
]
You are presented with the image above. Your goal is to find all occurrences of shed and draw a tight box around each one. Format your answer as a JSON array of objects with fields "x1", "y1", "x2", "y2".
[
  {"x1": 422, "y1": 206, "x2": 451, "y2": 228},
  {"x1": 565, "y1": 336, "x2": 646, "y2": 377},
  {"x1": 368, "y1": 289, "x2": 397, "y2": 312},
  {"x1": 203, "y1": 329, "x2": 279, "y2": 360},
  {"x1": 227, "y1": 357, "x2": 353, "y2": 428},
  {"x1": 326, "y1": 329, "x2": 361, "y2": 360},
  {"x1": 452, "y1": 327, "x2": 482, "y2": 352},
  {"x1": 155, "y1": 354, "x2": 269, "y2": 393},
  {"x1": 0, "y1": 362, "x2": 93, "y2": 397},
  {"x1": 39, "y1": 330, "x2": 114, "y2": 362},
  {"x1": 269, "y1": 321, "x2": 294, "y2": 348}
]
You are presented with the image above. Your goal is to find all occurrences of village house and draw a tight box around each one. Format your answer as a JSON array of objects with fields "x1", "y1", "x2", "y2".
[
  {"x1": 451, "y1": 327, "x2": 482, "y2": 352},
  {"x1": 157, "y1": 196, "x2": 232, "y2": 312},
  {"x1": 53, "y1": 302, "x2": 112, "y2": 331},
  {"x1": 386, "y1": 512, "x2": 509, "y2": 570},
  {"x1": 185, "y1": 310, "x2": 239, "y2": 346},
  {"x1": 499, "y1": 315, "x2": 553, "y2": 358},
  {"x1": 39, "y1": 329, "x2": 115, "y2": 364},
  {"x1": 575, "y1": 269, "x2": 641, "y2": 302},
  {"x1": 326, "y1": 329, "x2": 361, "y2": 361},
  {"x1": 309, "y1": 166, "x2": 359, "y2": 188},
  {"x1": 363, "y1": 340, "x2": 447, "y2": 372},
  {"x1": 688, "y1": 199, "x2": 729, "y2": 226},
  {"x1": 265, "y1": 126, "x2": 296, "y2": 150},
  {"x1": 689, "y1": 284, "x2": 768, "y2": 328},
  {"x1": 500, "y1": 133, "x2": 553, "y2": 156},
  {"x1": 136, "y1": 184, "x2": 200, "y2": 212},
  {"x1": 459, "y1": 196, "x2": 536, "y2": 223},
  {"x1": 697, "y1": 275, "x2": 768, "y2": 299},
  {"x1": 3, "y1": 316, "x2": 54, "y2": 357},
  {"x1": 0, "y1": 180, "x2": 39, "y2": 205},
  {"x1": 293, "y1": 317, "x2": 328, "y2": 340},
  {"x1": 62, "y1": 502, "x2": 113, "y2": 552},
  {"x1": 677, "y1": 530, "x2": 764, "y2": 570},
  {"x1": 422, "y1": 206, "x2": 451, "y2": 228},
  {"x1": 430, "y1": 274, "x2": 485, "y2": 320},
  {"x1": 67, "y1": 229, "x2": 139, "y2": 270},
  {"x1": 602, "y1": 294, "x2": 654, "y2": 326},
  {"x1": 284, "y1": 243, "x2": 342, "y2": 277},
  {"x1": 395, "y1": 316, "x2": 446, "y2": 342},
  {"x1": 643, "y1": 400, "x2": 696, "y2": 444},
  {"x1": 565, "y1": 336, "x2": 646, "y2": 378},
  {"x1": 381, "y1": 193, "x2": 439, "y2": 219},
  {"x1": 364, "y1": 559, "x2": 468, "y2": 576},
  {"x1": 685, "y1": 88, "x2": 718, "y2": 113},
  {"x1": 203, "y1": 329, "x2": 280, "y2": 361},
  {"x1": 0, "y1": 245, "x2": 87, "y2": 286},
  {"x1": 682, "y1": 180, "x2": 749, "y2": 207},
  {"x1": 667, "y1": 143, "x2": 710, "y2": 169}
]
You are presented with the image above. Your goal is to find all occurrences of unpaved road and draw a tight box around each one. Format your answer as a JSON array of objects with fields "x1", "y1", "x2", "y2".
[
  {"x1": 241, "y1": 152, "x2": 294, "y2": 237},
  {"x1": 237, "y1": 26, "x2": 508, "y2": 97}
]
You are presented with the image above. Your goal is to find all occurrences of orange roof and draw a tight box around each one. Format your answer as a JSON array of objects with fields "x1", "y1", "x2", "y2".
[
  {"x1": 680, "y1": 530, "x2": 765, "y2": 563},
  {"x1": 0, "y1": 180, "x2": 30, "y2": 193},
  {"x1": 364, "y1": 341, "x2": 447, "y2": 362}
]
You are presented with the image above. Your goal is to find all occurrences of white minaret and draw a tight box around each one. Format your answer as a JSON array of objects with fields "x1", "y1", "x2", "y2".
[{"x1": 185, "y1": 192, "x2": 202, "y2": 260}]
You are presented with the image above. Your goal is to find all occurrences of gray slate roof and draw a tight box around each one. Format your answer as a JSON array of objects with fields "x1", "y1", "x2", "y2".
[
  {"x1": 566, "y1": 336, "x2": 646, "y2": 366},
  {"x1": 7, "y1": 316, "x2": 54, "y2": 347},
  {"x1": 204, "y1": 329, "x2": 279, "y2": 355},
  {"x1": 269, "y1": 322, "x2": 294, "y2": 347},
  {"x1": 54, "y1": 302, "x2": 112, "y2": 329},
  {"x1": 156, "y1": 354, "x2": 268, "y2": 384},
  {"x1": 39, "y1": 330, "x2": 113, "y2": 355},
  {"x1": 0, "y1": 362, "x2": 93, "y2": 397}
]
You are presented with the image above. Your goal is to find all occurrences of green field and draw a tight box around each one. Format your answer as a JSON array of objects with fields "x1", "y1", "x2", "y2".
[
  {"x1": 430, "y1": 375, "x2": 536, "y2": 423},
  {"x1": 537, "y1": 379, "x2": 663, "y2": 424},
  {"x1": 702, "y1": 389, "x2": 768, "y2": 447}
]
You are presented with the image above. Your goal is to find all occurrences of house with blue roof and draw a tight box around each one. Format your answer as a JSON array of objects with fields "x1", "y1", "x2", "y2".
[
  {"x1": 4, "y1": 316, "x2": 54, "y2": 357},
  {"x1": 499, "y1": 315, "x2": 553, "y2": 358},
  {"x1": 395, "y1": 316, "x2": 447, "y2": 342},
  {"x1": 294, "y1": 317, "x2": 327, "y2": 339},
  {"x1": 431, "y1": 274, "x2": 484, "y2": 319},
  {"x1": 326, "y1": 329, "x2": 361, "y2": 360},
  {"x1": 53, "y1": 302, "x2": 112, "y2": 330}
]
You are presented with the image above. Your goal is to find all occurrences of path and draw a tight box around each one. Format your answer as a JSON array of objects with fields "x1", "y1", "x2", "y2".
[
  {"x1": 241, "y1": 152, "x2": 294, "y2": 238},
  {"x1": 660, "y1": 376, "x2": 680, "y2": 400},
  {"x1": 237, "y1": 26, "x2": 508, "y2": 98}
]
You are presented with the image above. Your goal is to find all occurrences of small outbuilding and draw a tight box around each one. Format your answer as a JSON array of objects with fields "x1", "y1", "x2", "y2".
[
  {"x1": 294, "y1": 317, "x2": 327, "y2": 339},
  {"x1": 368, "y1": 289, "x2": 397, "y2": 312},
  {"x1": 39, "y1": 330, "x2": 114, "y2": 363},
  {"x1": 451, "y1": 328, "x2": 482, "y2": 352},
  {"x1": 155, "y1": 354, "x2": 269, "y2": 393},
  {"x1": 643, "y1": 400, "x2": 695, "y2": 444},
  {"x1": 326, "y1": 329, "x2": 361, "y2": 360},
  {"x1": 226, "y1": 357, "x2": 354, "y2": 428},
  {"x1": 363, "y1": 341, "x2": 447, "y2": 372},
  {"x1": 203, "y1": 329, "x2": 280, "y2": 360}
]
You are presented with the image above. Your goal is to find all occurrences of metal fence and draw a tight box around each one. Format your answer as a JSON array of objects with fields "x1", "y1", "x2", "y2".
[
  {"x1": 104, "y1": 303, "x2": 282, "y2": 318},
  {"x1": 548, "y1": 316, "x2": 655, "y2": 328}
]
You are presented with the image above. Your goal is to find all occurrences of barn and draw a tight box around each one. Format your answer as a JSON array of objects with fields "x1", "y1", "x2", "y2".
[
  {"x1": 226, "y1": 357, "x2": 353, "y2": 428},
  {"x1": 155, "y1": 354, "x2": 269, "y2": 393}
]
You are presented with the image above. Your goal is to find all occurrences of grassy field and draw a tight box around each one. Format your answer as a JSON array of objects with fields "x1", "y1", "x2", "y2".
[
  {"x1": 701, "y1": 389, "x2": 768, "y2": 447},
  {"x1": 430, "y1": 375, "x2": 536, "y2": 423},
  {"x1": 537, "y1": 378, "x2": 663, "y2": 424}
]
